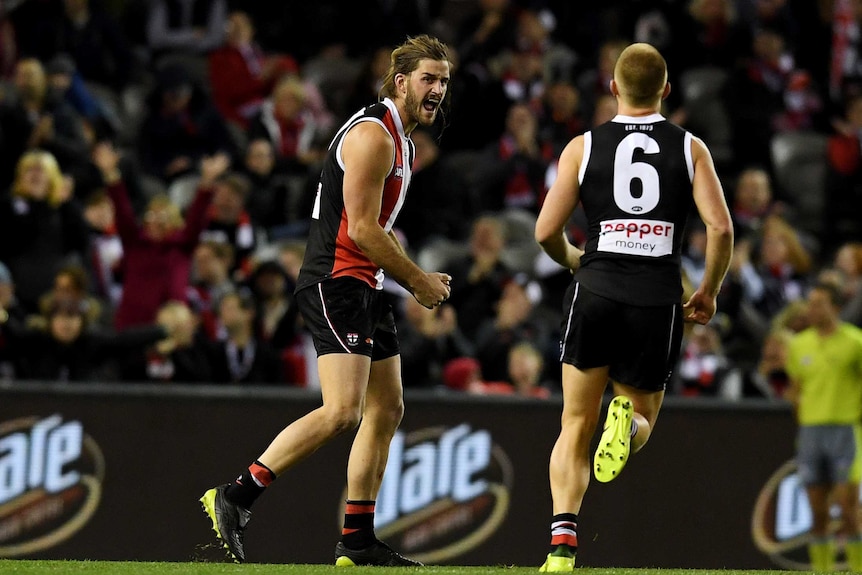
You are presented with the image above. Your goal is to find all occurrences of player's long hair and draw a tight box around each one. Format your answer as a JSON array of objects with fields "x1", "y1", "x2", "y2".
[{"x1": 379, "y1": 35, "x2": 453, "y2": 133}]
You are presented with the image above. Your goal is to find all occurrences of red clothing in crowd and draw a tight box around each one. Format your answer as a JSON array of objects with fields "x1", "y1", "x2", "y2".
[
  {"x1": 107, "y1": 181, "x2": 213, "y2": 329},
  {"x1": 208, "y1": 44, "x2": 297, "y2": 127}
]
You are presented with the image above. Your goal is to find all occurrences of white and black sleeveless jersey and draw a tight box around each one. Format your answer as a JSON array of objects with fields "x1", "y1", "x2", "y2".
[{"x1": 574, "y1": 113, "x2": 695, "y2": 306}]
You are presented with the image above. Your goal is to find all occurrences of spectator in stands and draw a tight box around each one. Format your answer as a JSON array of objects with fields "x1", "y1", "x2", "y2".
[
  {"x1": 0, "y1": 295, "x2": 173, "y2": 382},
  {"x1": 95, "y1": 142, "x2": 226, "y2": 329},
  {"x1": 82, "y1": 189, "x2": 123, "y2": 307},
  {"x1": 138, "y1": 63, "x2": 235, "y2": 183},
  {"x1": 394, "y1": 128, "x2": 472, "y2": 251},
  {"x1": 200, "y1": 172, "x2": 257, "y2": 279},
  {"x1": 397, "y1": 296, "x2": 475, "y2": 388},
  {"x1": 506, "y1": 341, "x2": 551, "y2": 398},
  {"x1": 674, "y1": 322, "x2": 733, "y2": 397},
  {"x1": 0, "y1": 150, "x2": 90, "y2": 313},
  {"x1": 247, "y1": 259, "x2": 299, "y2": 353},
  {"x1": 731, "y1": 166, "x2": 784, "y2": 240},
  {"x1": 45, "y1": 54, "x2": 106, "y2": 128},
  {"x1": 678, "y1": 0, "x2": 747, "y2": 72},
  {"x1": 456, "y1": 0, "x2": 518, "y2": 68},
  {"x1": 577, "y1": 39, "x2": 627, "y2": 123},
  {"x1": 475, "y1": 102, "x2": 549, "y2": 214},
  {"x1": 345, "y1": 46, "x2": 391, "y2": 112},
  {"x1": 37, "y1": 264, "x2": 103, "y2": 328},
  {"x1": 747, "y1": 327, "x2": 792, "y2": 398},
  {"x1": 754, "y1": 215, "x2": 812, "y2": 318},
  {"x1": 591, "y1": 92, "x2": 618, "y2": 127},
  {"x1": 713, "y1": 235, "x2": 769, "y2": 363},
  {"x1": 823, "y1": 93, "x2": 862, "y2": 253},
  {"x1": 724, "y1": 25, "x2": 821, "y2": 170},
  {"x1": 539, "y1": 81, "x2": 585, "y2": 158},
  {"x1": 499, "y1": 43, "x2": 546, "y2": 111},
  {"x1": 831, "y1": 241, "x2": 862, "y2": 327},
  {"x1": 441, "y1": 356, "x2": 497, "y2": 395},
  {"x1": 240, "y1": 138, "x2": 303, "y2": 240},
  {"x1": 209, "y1": 290, "x2": 282, "y2": 384},
  {"x1": 187, "y1": 240, "x2": 235, "y2": 341},
  {"x1": 276, "y1": 240, "x2": 305, "y2": 284},
  {"x1": 208, "y1": 10, "x2": 297, "y2": 128},
  {"x1": 123, "y1": 300, "x2": 212, "y2": 383},
  {"x1": 146, "y1": 0, "x2": 227, "y2": 56},
  {"x1": 247, "y1": 75, "x2": 324, "y2": 175},
  {"x1": 0, "y1": 58, "x2": 88, "y2": 187},
  {"x1": 474, "y1": 273, "x2": 552, "y2": 382},
  {"x1": 55, "y1": 0, "x2": 135, "y2": 91},
  {"x1": 446, "y1": 215, "x2": 513, "y2": 339}
]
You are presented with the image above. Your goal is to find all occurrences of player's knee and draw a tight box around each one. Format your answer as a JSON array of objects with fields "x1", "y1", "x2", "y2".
[
  {"x1": 368, "y1": 399, "x2": 404, "y2": 432},
  {"x1": 560, "y1": 410, "x2": 598, "y2": 439},
  {"x1": 386, "y1": 400, "x2": 405, "y2": 428},
  {"x1": 327, "y1": 406, "x2": 363, "y2": 435}
]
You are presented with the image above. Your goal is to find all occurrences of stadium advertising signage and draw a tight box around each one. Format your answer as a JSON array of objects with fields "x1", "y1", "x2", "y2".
[
  {"x1": 0, "y1": 414, "x2": 104, "y2": 557},
  {"x1": 344, "y1": 423, "x2": 513, "y2": 564},
  {"x1": 0, "y1": 385, "x2": 798, "y2": 568},
  {"x1": 752, "y1": 459, "x2": 862, "y2": 571}
]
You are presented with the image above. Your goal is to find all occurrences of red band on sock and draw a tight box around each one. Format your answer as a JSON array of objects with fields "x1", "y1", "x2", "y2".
[
  {"x1": 341, "y1": 527, "x2": 360, "y2": 535},
  {"x1": 345, "y1": 503, "x2": 375, "y2": 515},
  {"x1": 551, "y1": 534, "x2": 578, "y2": 547},
  {"x1": 250, "y1": 462, "x2": 275, "y2": 486}
]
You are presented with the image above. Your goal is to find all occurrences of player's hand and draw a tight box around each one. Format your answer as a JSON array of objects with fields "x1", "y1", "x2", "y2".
[
  {"x1": 682, "y1": 289, "x2": 717, "y2": 325},
  {"x1": 413, "y1": 272, "x2": 451, "y2": 310}
]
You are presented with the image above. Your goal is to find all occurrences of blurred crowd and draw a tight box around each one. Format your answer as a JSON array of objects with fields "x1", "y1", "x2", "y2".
[{"x1": 0, "y1": 0, "x2": 861, "y2": 399}]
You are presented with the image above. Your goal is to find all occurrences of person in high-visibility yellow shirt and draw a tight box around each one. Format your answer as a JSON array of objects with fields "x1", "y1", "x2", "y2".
[{"x1": 785, "y1": 281, "x2": 862, "y2": 572}]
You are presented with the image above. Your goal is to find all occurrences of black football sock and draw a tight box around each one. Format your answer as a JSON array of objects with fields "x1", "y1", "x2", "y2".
[
  {"x1": 341, "y1": 500, "x2": 377, "y2": 549},
  {"x1": 224, "y1": 460, "x2": 276, "y2": 509}
]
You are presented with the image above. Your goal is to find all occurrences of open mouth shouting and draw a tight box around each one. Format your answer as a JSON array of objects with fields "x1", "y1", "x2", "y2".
[{"x1": 422, "y1": 96, "x2": 440, "y2": 116}]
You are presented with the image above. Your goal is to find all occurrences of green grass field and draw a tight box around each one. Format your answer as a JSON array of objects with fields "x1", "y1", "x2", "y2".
[{"x1": 0, "y1": 561, "x2": 806, "y2": 575}]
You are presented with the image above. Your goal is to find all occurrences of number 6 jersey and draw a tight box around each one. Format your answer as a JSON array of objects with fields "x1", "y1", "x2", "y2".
[{"x1": 574, "y1": 113, "x2": 695, "y2": 306}]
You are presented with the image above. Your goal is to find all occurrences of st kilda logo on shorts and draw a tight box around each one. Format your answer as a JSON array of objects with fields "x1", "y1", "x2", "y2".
[
  {"x1": 346, "y1": 333, "x2": 359, "y2": 346},
  {"x1": 0, "y1": 414, "x2": 104, "y2": 557},
  {"x1": 752, "y1": 459, "x2": 862, "y2": 570},
  {"x1": 341, "y1": 423, "x2": 513, "y2": 563}
]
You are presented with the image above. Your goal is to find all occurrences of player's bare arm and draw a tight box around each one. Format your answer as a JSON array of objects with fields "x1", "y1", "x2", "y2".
[
  {"x1": 684, "y1": 136, "x2": 734, "y2": 324},
  {"x1": 535, "y1": 135, "x2": 585, "y2": 271},
  {"x1": 341, "y1": 122, "x2": 450, "y2": 308}
]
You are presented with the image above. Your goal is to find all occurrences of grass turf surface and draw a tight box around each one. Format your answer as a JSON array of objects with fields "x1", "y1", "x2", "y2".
[{"x1": 0, "y1": 562, "x2": 805, "y2": 575}]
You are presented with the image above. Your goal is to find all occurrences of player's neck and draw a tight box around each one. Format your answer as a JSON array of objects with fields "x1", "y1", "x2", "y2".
[{"x1": 616, "y1": 104, "x2": 662, "y2": 117}]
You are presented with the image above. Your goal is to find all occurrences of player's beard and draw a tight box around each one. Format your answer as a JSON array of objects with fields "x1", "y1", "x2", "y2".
[{"x1": 405, "y1": 85, "x2": 436, "y2": 127}]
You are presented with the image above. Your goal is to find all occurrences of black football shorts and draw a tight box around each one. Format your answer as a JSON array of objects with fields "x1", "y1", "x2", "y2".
[
  {"x1": 296, "y1": 276, "x2": 399, "y2": 361},
  {"x1": 559, "y1": 281, "x2": 683, "y2": 391}
]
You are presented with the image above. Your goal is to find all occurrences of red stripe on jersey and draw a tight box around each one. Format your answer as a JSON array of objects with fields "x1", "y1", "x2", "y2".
[{"x1": 330, "y1": 108, "x2": 406, "y2": 288}]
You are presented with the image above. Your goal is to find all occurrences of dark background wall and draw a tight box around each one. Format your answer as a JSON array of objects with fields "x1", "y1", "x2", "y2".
[{"x1": 0, "y1": 383, "x2": 796, "y2": 568}]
